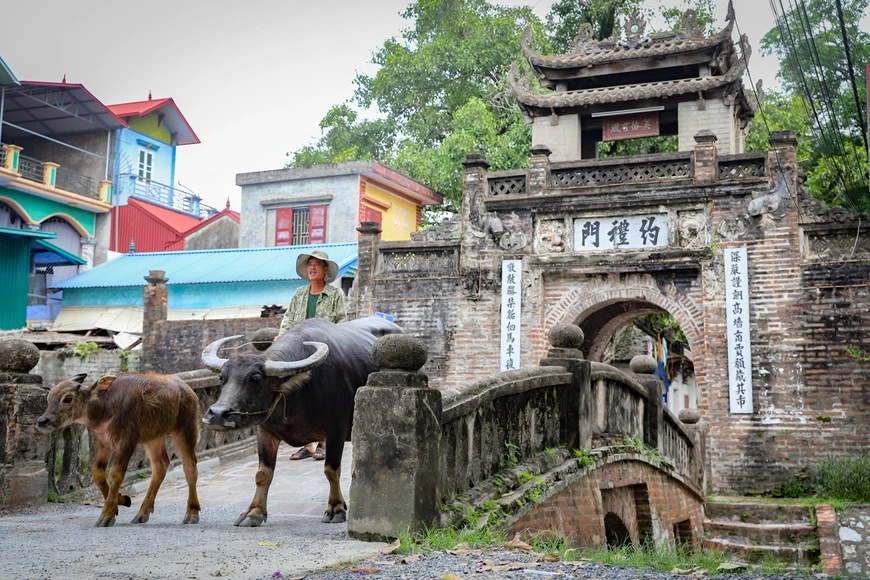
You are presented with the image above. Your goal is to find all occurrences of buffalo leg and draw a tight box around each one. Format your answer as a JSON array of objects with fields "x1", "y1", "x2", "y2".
[
  {"x1": 91, "y1": 440, "x2": 131, "y2": 510},
  {"x1": 96, "y1": 441, "x2": 136, "y2": 527},
  {"x1": 172, "y1": 426, "x2": 201, "y2": 524},
  {"x1": 321, "y1": 438, "x2": 347, "y2": 523},
  {"x1": 235, "y1": 429, "x2": 280, "y2": 527},
  {"x1": 131, "y1": 441, "x2": 169, "y2": 524}
]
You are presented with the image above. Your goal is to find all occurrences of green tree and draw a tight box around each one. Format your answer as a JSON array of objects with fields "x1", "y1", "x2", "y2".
[
  {"x1": 353, "y1": 0, "x2": 540, "y2": 148},
  {"x1": 546, "y1": 0, "x2": 639, "y2": 53},
  {"x1": 287, "y1": 104, "x2": 396, "y2": 167},
  {"x1": 758, "y1": 0, "x2": 869, "y2": 211}
]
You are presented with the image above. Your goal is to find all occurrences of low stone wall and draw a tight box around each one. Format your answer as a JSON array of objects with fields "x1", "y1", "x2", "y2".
[
  {"x1": 837, "y1": 505, "x2": 870, "y2": 576},
  {"x1": 35, "y1": 349, "x2": 141, "y2": 388}
]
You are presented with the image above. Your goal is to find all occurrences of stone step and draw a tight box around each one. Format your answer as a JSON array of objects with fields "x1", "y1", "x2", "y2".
[
  {"x1": 704, "y1": 500, "x2": 813, "y2": 525},
  {"x1": 703, "y1": 519, "x2": 817, "y2": 545},
  {"x1": 702, "y1": 537, "x2": 820, "y2": 565}
]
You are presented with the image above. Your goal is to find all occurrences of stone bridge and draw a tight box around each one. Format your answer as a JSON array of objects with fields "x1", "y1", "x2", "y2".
[{"x1": 347, "y1": 326, "x2": 705, "y2": 551}]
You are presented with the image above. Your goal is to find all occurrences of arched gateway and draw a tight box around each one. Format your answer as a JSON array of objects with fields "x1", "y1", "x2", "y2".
[{"x1": 351, "y1": 2, "x2": 869, "y2": 496}]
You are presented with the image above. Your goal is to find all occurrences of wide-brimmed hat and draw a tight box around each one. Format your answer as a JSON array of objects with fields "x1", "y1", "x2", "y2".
[{"x1": 296, "y1": 250, "x2": 339, "y2": 283}]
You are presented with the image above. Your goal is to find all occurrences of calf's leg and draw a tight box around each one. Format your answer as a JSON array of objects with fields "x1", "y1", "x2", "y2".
[
  {"x1": 91, "y1": 440, "x2": 131, "y2": 508},
  {"x1": 96, "y1": 441, "x2": 137, "y2": 527},
  {"x1": 172, "y1": 424, "x2": 201, "y2": 524},
  {"x1": 131, "y1": 441, "x2": 169, "y2": 524},
  {"x1": 235, "y1": 428, "x2": 279, "y2": 527}
]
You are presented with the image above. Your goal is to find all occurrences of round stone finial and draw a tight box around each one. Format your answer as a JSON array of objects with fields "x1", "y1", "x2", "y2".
[
  {"x1": 548, "y1": 323, "x2": 584, "y2": 349},
  {"x1": 0, "y1": 338, "x2": 41, "y2": 373},
  {"x1": 372, "y1": 334, "x2": 428, "y2": 372},
  {"x1": 679, "y1": 409, "x2": 701, "y2": 424},
  {"x1": 251, "y1": 328, "x2": 278, "y2": 351},
  {"x1": 629, "y1": 355, "x2": 657, "y2": 374}
]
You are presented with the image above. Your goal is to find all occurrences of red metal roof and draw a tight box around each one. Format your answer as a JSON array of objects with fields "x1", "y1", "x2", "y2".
[
  {"x1": 107, "y1": 98, "x2": 173, "y2": 118},
  {"x1": 110, "y1": 198, "x2": 202, "y2": 253},
  {"x1": 107, "y1": 97, "x2": 200, "y2": 145},
  {"x1": 179, "y1": 205, "x2": 240, "y2": 238}
]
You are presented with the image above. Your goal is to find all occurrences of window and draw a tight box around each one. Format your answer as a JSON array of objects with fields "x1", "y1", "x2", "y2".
[
  {"x1": 138, "y1": 150, "x2": 153, "y2": 181},
  {"x1": 274, "y1": 205, "x2": 328, "y2": 246}
]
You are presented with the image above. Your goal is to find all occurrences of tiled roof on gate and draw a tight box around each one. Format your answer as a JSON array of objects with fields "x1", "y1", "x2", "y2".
[
  {"x1": 508, "y1": 53, "x2": 748, "y2": 110},
  {"x1": 520, "y1": 11, "x2": 734, "y2": 71},
  {"x1": 52, "y1": 243, "x2": 358, "y2": 289}
]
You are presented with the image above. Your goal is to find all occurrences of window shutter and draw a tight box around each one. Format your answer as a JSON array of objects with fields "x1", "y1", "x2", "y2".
[
  {"x1": 275, "y1": 208, "x2": 293, "y2": 246},
  {"x1": 309, "y1": 204, "x2": 328, "y2": 244}
]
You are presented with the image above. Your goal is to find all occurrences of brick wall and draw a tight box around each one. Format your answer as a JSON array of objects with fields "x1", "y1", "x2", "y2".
[
  {"x1": 510, "y1": 458, "x2": 704, "y2": 548},
  {"x1": 35, "y1": 349, "x2": 141, "y2": 388}
]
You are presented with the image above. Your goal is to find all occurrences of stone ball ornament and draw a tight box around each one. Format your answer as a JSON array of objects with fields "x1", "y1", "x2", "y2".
[
  {"x1": 547, "y1": 323, "x2": 584, "y2": 349},
  {"x1": 251, "y1": 328, "x2": 279, "y2": 351},
  {"x1": 0, "y1": 338, "x2": 41, "y2": 373},
  {"x1": 629, "y1": 354, "x2": 657, "y2": 374},
  {"x1": 678, "y1": 409, "x2": 701, "y2": 424},
  {"x1": 372, "y1": 334, "x2": 428, "y2": 372}
]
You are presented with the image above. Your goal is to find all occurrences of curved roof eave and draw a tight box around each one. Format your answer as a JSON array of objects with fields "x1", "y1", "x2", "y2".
[
  {"x1": 520, "y1": 4, "x2": 735, "y2": 71},
  {"x1": 509, "y1": 56, "x2": 748, "y2": 111}
]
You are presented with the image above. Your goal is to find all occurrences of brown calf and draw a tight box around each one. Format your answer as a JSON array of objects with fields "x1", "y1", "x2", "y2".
[{"x1": 37, "y1": 372, "x2": 201, "y2": 527}]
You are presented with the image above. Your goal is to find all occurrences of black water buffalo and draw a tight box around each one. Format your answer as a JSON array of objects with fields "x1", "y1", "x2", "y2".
[{"x1": 200, "y1": 315, "x2": 402, "y2": 526}]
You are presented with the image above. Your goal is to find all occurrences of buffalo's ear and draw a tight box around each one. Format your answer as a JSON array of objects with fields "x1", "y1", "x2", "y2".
[{"x1": 85, "y1": 375, "x2": 116, "y2": 396}]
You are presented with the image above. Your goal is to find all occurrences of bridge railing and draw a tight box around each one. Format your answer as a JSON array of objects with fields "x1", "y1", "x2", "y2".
[{"x1": 439, "y1": 367, "x2": 575, "y2": 502}]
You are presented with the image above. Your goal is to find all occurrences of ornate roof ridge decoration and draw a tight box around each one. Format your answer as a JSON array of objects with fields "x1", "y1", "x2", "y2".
[
  {"x1": 521, "y1": 0, "x2": 735, "y2": 70},
  {"x1": 509, "y1": 46, "x2": 748, "y2": 110}
]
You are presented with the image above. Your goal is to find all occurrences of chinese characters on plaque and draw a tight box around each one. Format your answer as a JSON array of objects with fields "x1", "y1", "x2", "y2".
[
  {"x1": 500, "y1": 259, "x2": 522, "y2": 372},
  {"x1": 572, "y1": 214, "x2": 668, "y2": 251},
  {"x1": 601, "y1": 112, "x2": 660, "y2": 141},
  {"x1": 725, "y1": 247, "x2": 753, "y2": 414}
]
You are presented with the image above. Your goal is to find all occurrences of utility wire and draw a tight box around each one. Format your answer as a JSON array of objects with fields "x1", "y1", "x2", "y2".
[
  {"x1": 833, "y1": 0, "x2": 869, "y2": 151},
  {"x1": 771, "y1": 0, "x2": 860, "y2": 207}
]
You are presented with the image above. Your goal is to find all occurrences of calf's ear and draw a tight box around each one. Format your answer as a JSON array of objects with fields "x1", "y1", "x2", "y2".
[
  {"x1": 71, "y1": 373, "x2": 88, "y2": 385},
  {"x1": 85, "y1": 375, "x2": 116, "y2": 396}
]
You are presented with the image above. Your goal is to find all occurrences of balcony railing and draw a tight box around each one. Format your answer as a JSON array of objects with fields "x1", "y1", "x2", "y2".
[
  {"x1": 1, "y1": 144, "x2": 102, "y2": 200},
  {"x1": 17, "y1": 153, "x2": 44, "y2": 183},
  {"x1": 55, "y1": 168, "x2": 100, "y2": 200},
  {"x1": 116, "y1": 173, "x2": 218, "y2": 218}
]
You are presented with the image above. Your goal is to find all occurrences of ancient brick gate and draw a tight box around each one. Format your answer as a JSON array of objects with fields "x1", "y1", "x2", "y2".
[{"x1": 351, "y1": 132, "x2": 869, "y2": 496}]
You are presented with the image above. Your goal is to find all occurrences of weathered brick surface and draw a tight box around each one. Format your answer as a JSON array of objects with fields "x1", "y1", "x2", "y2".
[
  {"x1": 510, "y1": 459, "x2": 704, "y2": 548},
  {"x1": 349, "y1": 137, "x2": 869, "y2": 495}
]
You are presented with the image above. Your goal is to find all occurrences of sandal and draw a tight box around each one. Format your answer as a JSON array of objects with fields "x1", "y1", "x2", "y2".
[
  {"x1": 290, "y1": 447, "x2": 313, "y2": 460},
  {"x1": 313, "y1": 443, "x2": 326, "y2": 461}
]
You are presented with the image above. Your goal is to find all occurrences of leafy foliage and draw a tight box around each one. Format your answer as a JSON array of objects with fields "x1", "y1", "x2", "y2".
[
  {"x1": 779, "y1": 453, "x2": 870, "y2": 502},
  {"x1": 757, "y1": 0, "x2": 870, "y2": 212},
  {"x1": 65, "y1": 341, "x2": 100, "y2": 358}
]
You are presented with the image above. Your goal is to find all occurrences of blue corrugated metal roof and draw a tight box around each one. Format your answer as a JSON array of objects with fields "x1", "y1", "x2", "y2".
[{"x1": 53, "y1": 243, "x2": 358, "y2": 289}]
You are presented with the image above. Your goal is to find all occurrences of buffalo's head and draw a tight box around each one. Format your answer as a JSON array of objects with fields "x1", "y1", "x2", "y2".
[
  {"x1": 36, "y1": 373, "x2": 115, "y2": 433},
  {"x1": 200, "y1": 335, "x2": 328, "y2": 430}
]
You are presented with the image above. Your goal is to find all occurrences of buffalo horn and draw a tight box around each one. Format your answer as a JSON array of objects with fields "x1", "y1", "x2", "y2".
[
  {"x1": 264, "y1": 341, "x2": 329, "y2": 377},
  {"x1": 201, "y1": 335, "x2": 245, "y2": 370}
]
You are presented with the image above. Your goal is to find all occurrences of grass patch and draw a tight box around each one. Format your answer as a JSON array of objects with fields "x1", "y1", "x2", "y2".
[
  {"x1": 777, "y1": 453, "x2": 870, "y2": 504},
  {"x1": 396, "y1": 526, "x2": 505, "y2": 554}
]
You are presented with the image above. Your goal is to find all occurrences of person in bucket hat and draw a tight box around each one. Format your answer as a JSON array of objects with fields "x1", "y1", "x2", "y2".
[{"x1": 278, "y1": 250, "x2": 347, "y2": 460}]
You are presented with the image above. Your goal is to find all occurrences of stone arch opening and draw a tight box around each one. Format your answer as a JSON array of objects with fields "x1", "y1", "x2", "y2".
[
  {"x1": 603, "y1": 512, "x2": 632, "y2": 548},
  {"x1": 573, "y1": 296, "x2": 699, "y2": 415}
]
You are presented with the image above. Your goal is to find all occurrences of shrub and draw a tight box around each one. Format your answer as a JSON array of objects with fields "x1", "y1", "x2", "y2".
[{"x1": 781, "y1": 454, "x2": 870, "y2": 502}]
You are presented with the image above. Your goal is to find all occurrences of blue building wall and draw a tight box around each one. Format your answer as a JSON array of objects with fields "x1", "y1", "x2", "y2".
[{"x1": 61, "y1": 280, "x2": 308, "y2": 309}]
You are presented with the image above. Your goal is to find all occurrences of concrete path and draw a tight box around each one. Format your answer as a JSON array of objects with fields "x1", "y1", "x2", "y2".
[{"x1": 0, "y1": 443, "x2": 387, "y2": 580}]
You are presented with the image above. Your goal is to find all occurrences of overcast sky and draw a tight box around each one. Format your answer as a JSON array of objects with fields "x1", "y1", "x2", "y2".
[{"x1": 4, "y1": 0, "x2": 784, "y2": 212}]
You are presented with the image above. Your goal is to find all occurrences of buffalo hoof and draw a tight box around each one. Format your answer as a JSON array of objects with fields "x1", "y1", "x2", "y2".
[
  {"x1": 95, "y1": 516, "x2": 116, "y2": 527},
  {"x1": 234, "y1": 513, "x2": 266, "y2": 527},
  {"x1": 321, "y1": 510, "x2": 346, "y2": 523},
  {"x1": 119, "y1": 495, "x2": 132, "y2": 508},
  {"x1": 182, "y1": 514, "x2": 200, "y2": 525},
  {"x1": 130, "y1": 513, "x2": 150, "y2": 524}
]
